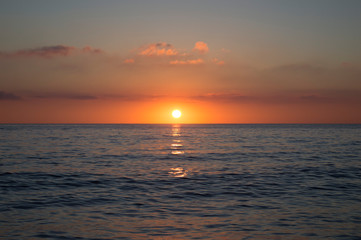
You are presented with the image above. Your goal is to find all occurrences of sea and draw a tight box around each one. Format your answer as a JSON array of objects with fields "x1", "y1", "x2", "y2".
[{"x1": 0, "y1": 124, "x2": 361, "y2": 240}]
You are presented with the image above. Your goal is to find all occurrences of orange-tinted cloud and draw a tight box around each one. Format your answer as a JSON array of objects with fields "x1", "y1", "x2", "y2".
[
  {"x1": 170, "y1": 58, "x2": 204, "y2": 65},
  {"x1": 139, "y1": 42, "x2": 178, "y2": 56},
  {"x1": 193, "y1": 41, "x2": 209, "y2": 54},
  {"x1": 123, "y1": 58, "x2": 135, "y2": 64}
]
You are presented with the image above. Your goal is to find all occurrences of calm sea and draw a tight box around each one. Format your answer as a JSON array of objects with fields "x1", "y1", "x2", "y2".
[{"x1": 1, "y1": 124, "x2": 361, "y2": 239}]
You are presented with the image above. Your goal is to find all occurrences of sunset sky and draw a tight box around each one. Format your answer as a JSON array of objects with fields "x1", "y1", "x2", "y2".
[{"x1": 1, "y1": 0, "x2": 361, "y2": 123}]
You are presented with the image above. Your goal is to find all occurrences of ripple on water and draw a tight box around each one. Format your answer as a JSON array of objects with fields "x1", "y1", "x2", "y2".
[{"x1": 0, "y1": 124, "x2": 361, "y2": 239}]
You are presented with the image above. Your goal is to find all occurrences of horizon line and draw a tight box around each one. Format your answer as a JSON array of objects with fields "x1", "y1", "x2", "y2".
[{"x1": 1, "y1": 122, "x2": 360, "y2": 125}]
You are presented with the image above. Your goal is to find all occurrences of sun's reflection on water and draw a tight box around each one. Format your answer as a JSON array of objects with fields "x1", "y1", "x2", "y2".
[
  {"x1": 168, "y1": 167, "x2": 188, "y2": 177},
  {"x1": 171, "y1": 125, "x2": 184, "y2": 155},
  {"x1": 169, "y1": 124, "x2": 188, "y2": 177},
  {"x1": 171, "y1": 126, "x2": 181, "y2": 137}
]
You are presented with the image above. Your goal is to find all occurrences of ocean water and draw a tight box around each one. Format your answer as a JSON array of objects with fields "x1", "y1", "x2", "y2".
[{"x1": 0, "y1": 124, "x2": 361, "y2": 240}]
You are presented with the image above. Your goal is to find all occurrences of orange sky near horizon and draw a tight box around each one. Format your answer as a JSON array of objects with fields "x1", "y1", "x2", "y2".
[
  {"x1": 1, "y1": 1, "x2": 361, "y2": 124},
  {"x1": 2, "y1": 95, "x2": 360, "y2": 124},
  {"x1": 1, "y1": 39, "x2": 360, "y2": 124}
]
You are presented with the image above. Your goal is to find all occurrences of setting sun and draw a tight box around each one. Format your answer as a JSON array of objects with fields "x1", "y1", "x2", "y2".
[{"x1": 172, "y1": 109, "x2": 182, "y2": 119}]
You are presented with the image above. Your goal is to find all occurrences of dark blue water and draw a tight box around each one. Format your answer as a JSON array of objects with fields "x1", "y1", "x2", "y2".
[{"x1": 1, "y1": 124, "x2": 361, "y2": 239}]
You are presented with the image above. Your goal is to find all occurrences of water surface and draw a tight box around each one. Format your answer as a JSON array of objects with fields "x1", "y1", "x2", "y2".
[{"x1": 1, "y1": 124, "x2": 361, "y2": 239}]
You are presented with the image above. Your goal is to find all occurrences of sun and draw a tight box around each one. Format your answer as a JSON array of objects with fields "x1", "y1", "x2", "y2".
[{"x1": 172, "y1": 109, "x2": 182, "y2": 119}]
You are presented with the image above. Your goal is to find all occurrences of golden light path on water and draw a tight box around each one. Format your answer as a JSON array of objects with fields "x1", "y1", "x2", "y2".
[{"x1": 168, "y1": 124, "x2": 188, "y2": 178}]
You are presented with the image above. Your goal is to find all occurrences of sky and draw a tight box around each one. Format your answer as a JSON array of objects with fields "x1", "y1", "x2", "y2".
[{"x1": 1, "y1": 0, "x2": 361, "y2": 123}]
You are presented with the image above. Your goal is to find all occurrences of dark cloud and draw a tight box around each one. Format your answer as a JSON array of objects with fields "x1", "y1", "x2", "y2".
[
  {"x1": 32, "y1": 93, "x2": 98, "y2": 100},
  {"x1": 22, "y1": 92, "x2": 165, "y2": 102},
  {"x1": 155, "y1": 42, "x2": 172, "y2": 48},
  {"x1": 191, "y1": 93, "x2": 253, "y2": 102},
  {"x1": 14, "y1": 45, "x2": 76, "y2": 58},
  {"x1": 103, "y1": 94, "x2": 166, "y2": 101},
  {"x1": 189, "y1": 91, "x2": 361, "y2": 105},
  {"x1": 81, "y1": 46, "x2": 103, "y2": 54},
  {"x1": 0, "y1": 91, "x2": 22, "y2": 100},
  {"x1": 0, "y1": 45, "x2": 104, "y2": 59}
]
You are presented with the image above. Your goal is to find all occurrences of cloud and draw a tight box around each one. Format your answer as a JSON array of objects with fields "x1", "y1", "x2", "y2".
[
  {"x1": 14, "y1": 45, "x2": 76, "y2": 58},
  {"x1": 132, "y1": 41, "x2": 214, "y2": 65},
  {"x1": 193, "y1": 41, "x2": 209, "y2": 54},
  {"x1": 188, "y1": 91, "x2": 360, "y2": 104},
  {"x1": 170, "y1": 58, "x2": 204, "y2": 65},
  {"x1": 32, "y1": 93, "x2": 98, "y2": 100},
  {"x1": 123, "y1": 58, "x2": 135, "y2": 64},
  {"x1": 191, "y1": 93, "x2": 252, "y2": 102},
  {"x1": 81, "y1": 46, "x2": 103, "y2": 54},
  {"x1": 0, "y1": 45, "x2": 104, "y2": 59},
  {"x1": 0, "y1": 91, "x2": 22, "y2": 100},
  {"x1": 102, "y1": 94, "x2": 166, "y2": 101},
  {"x1": 28, "y1": 92, "x2": 165, "y2": 102},
  {"x1": 139, "y1": 42, "x2": 178, "y2": 56}
]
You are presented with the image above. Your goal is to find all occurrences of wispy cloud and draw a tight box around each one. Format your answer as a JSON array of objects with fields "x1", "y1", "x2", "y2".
[
  {"x1": 169, "y1": 58, "x2": 204, "y2": 65},
  {"x1": 1, "y1": 45, "x2": 103, "y2": 59},
  {"x1": 32, "y1": 93, "x2": 98, "y2": 100},
  {"x1": 2, "y1": 88, "x2": 360, "y2": 106},
  {"x1": 191, "y1": 93, "x2": 253, "y2": 102},
  {"x1": 102, "y1": 94, "x2": 166, "y2": 101},
  {"x1": 24, "y1": 92, "x2": 167, "y2": 102},
  {"x1": 188, "y1": 91, "x2": 361, "y2": 104},
  {"x1": 81, "y1": 46, "x2": 103, "y2": 54},
  {"x1": 0, "y1": 91, "x2": 22, "y2": 100},
  {"x1": 14, "y1": 45, "x2": 75, "y2": 58}
]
